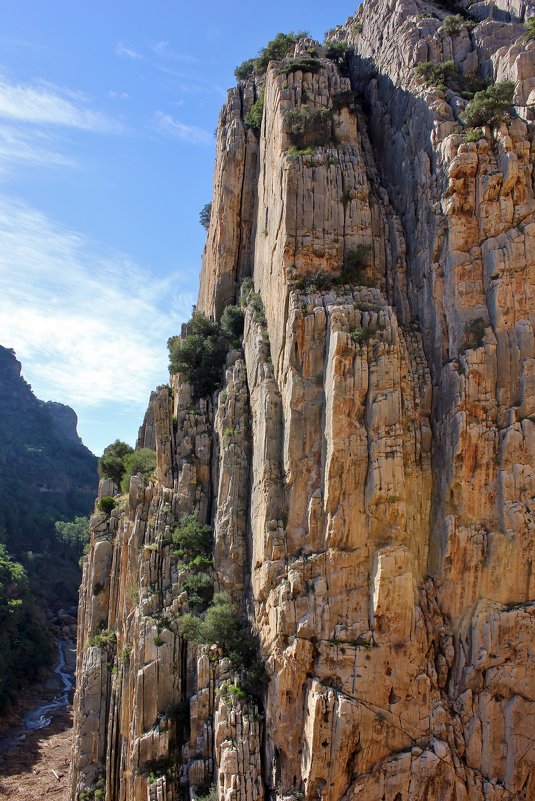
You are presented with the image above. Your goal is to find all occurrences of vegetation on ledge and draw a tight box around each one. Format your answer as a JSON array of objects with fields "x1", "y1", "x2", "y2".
[{"x1": 234, "y1": 31, "x2": 309, "y2": 80}]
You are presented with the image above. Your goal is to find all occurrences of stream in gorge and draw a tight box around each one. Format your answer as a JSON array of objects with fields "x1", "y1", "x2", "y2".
[{"x1": 0, "y1": 639, "x2": 75, "y2": 761}]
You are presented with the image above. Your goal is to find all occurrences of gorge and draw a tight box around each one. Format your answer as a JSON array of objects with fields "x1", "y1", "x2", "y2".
[{"x1": 70, "y1": 0, "x2": 535, "y2": 799}]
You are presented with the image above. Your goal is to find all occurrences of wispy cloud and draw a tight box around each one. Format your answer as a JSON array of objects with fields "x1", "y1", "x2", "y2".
[
  {"x1": 116, "y1": 42, "x2": 145, "y2": 61},
  {"x1": 152, "y1": 41, "x2": 197, "y2": 63},
  {"x1": 154, "y1": 111, "x2": 212, "y2": 145},
  {"x1": 0, "y1": 196, "x2": 194, "y2": 413},
  {"x1": 0, "y1": 75, "x2": 120, "y2": 132},
  {"x1": 0, "y1": 123, "x2": 76, "y2": 172},
  {"x1": 108, "y1": 90, "x2": 129, "y2": 100}
]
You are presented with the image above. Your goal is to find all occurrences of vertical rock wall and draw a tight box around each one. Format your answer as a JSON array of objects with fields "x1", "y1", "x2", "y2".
[{"x1": 71, "y1": 1, "x2": 535, "y2": 800}]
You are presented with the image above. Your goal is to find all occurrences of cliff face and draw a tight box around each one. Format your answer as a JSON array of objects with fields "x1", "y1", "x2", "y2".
[{"x1": 70, "y1": 2, "x2": 535, "y2": 800}]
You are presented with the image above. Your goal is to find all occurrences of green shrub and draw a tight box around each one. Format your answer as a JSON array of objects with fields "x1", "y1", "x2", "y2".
[
  {"x1": 416, "y1": 12, "x2": 434, "y2": 18},
  {"x1": 234, "y1": 31, "x2": 309, "y2": 80},
  {"x1": 324, "y1": 40, "x2": 349, "y2": 63},
  {"x1": 463, "y1": 127, "x2": 484, "y2": 142},
  {"x1": 294, "y1": 271, "x2": 333, "y2": 292},
  {"x1": 88, "y1": 628, "x2": 116, "y2": 649},
  {"x1": 177, "y1": 612, "x2": 203, "y2": 642},
  {"x1": 353, "y1": 21, "x2": 363, "y2": 35},
  {"x1": 287, "y1": 145, "x2": 315, "y2": 158},
  {"x1": 244, "y1": 88, "x2": 265, "y2": 130},
  {"x1": 234, "y1": 58, "x2": 256, "y2": 80},
  {"x1": 199, "y1": 202, "x2": 212, "y2": 231},
  {"x1": 522, "y1": 17, "x2": 535, "y2": 41},
  {"x1": 171, "y1": 515, "x2": 212, "y2": 558},
  {"x1": 460, "y1": 81, "x2": 515, "y2": 127},
  {"x1": 332, "y1": 89, "x2": 357, "y2": 110},
  {"x1": 97, "y1": 496, "x2": 116, "y2": 515},
  {"x1": 442, "y1": 14, "x2": 463, "y2": 35},
  {"x1": 221, "y1": 304, "x2": 245, "y2": 345},
  {"x1": 242, "y1": 287, "x2": 267, "y2": 326},
  {"x1": 333, "y1": 245, "x2": 374, "y2": 286},
  {"x1": 167, "y1": 311, "x2": 227, "y2": 398},
  {"x1": 414, "y1": 61, "x2": 487, "y2": 97},
  {"x1": 350, "y1": 325, "x2": 379, "y2": 346},
  {"x1": 98, "y1": 439, "x2": 134, "y2": 486},
  {"x1": 278, "y1": 57, "x2": 322, "y2": 76},
  {"x1": 283, "y1": 105, "x2": 333, "y2": 147},
  {"x1": 414, "y1": 60, "x2": 456, "y2": 90},
  {"x1": 120, "y1": 448, "x2": 156, "y2": 493},
  {"x1": 182, "y1": 571, "x2": 213, "y2": 611}
]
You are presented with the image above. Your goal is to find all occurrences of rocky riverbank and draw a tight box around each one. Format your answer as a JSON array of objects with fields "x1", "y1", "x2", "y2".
[{"x1": 0, "y1": 640, "x2": 76, "y2": 800}]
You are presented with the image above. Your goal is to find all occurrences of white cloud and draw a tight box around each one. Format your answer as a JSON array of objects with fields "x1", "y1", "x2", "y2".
[
  {"x1": 154, "y1": 111, "x2": 212, "y2": 145},
  {"x1": 0, "y1": 75, "x2": 120, "y2": 132},
  {"x1": 0, "y1": 123, "x2": 76, "y2": 171},
  {"x1": 116, "y1": 42, "x2": 145, "y2": 61},
  {"x1": 0, "y1": 196, "x2": 195, "y2": 412}
]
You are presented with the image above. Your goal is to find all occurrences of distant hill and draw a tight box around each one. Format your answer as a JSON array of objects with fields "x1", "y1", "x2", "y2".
[{"x1": 0, "y1": 345, "x2": 98, "y2": 604}]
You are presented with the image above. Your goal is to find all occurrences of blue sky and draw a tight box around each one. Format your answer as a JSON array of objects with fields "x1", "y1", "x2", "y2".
[{"x1": 0, "y1": 1, "x2": 355, "y2": 455}]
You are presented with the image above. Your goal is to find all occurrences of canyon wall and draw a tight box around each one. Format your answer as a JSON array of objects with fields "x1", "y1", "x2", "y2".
[{"x1": 70, "y1": 1, "x2": 535, "y2": 799}]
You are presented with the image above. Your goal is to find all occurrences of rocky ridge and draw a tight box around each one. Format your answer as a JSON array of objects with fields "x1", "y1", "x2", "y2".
[{"x1": 70, "y1": 1, "x2": 535, "y2": 800}]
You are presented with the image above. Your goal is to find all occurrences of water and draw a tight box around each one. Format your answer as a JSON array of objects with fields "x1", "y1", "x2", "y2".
[
  {"x1": 23, "y1": 639, "x2": 74, "y2": 731},
  {"x1": 0, "y1": 639, "x2": 74, "y2": 759}
]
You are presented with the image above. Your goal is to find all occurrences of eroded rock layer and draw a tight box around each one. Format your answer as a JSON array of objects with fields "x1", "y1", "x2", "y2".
[{"x1": 70, "y1": 0, "x2": 535, "y2": 799}]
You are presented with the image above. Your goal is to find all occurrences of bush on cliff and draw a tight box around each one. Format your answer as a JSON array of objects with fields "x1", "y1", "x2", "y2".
[
  {"x1": 98, "y1": 439, "x2": 134, "y2": 486},
  {"x1": 168, "y1": 311, "x2": 227, "y2": 399},
  {"x1": 460, "y1": 81, "x2": 515, "y2": 127},
  {"x1": 220, "y1": 305, "x2": 245, "y2": 346},
  {"x1": 199, "y1": 202, "x2": 212, "y2": 231},
  {"x1": 523, "y1": 17, "x2": 535, "y2": 41},
  {"x1": 97, "y1": 495, "x2": 116, "y2": 515},
  {"x1": 244, "y1": 88, "x2": 265, "y2": 130},
  {"x1": 234, "y1": 31, "x2": 309, "y2": 80},
  {"x1": 323, "y1": 40, "x2": 350, "y2": 65},
  {"x1": 171, "y1": 514, "x2": 212, "y2": 559},
  {"x1": 168, "y1": 306, "x2": 246, "y2": 398},
  {"x1": 120, "y1": 448, "x2": 156, "y2": 493},
  {"x1": 179, "y1": 593, "x2": 267, "y2": 696}
]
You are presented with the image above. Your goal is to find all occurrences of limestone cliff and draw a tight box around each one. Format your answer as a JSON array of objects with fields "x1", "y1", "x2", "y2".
[{"x1": 70, "y1": 1, "x2": 535, "y2": 800}]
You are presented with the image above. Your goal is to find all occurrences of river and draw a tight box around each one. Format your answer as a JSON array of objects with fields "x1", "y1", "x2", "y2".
[{"x1": 0, "y1": 638, "x2": 75, "y2": 761}]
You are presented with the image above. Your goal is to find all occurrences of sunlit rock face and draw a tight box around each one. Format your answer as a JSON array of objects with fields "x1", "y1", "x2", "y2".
[{"x1": 70, "y1": 1, "x2": 535, "y2": 799}]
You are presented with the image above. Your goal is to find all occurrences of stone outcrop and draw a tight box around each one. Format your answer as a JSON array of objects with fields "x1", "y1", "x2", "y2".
[{"x1": 70, "y1": 1, "x2": 535, "y2": 800}]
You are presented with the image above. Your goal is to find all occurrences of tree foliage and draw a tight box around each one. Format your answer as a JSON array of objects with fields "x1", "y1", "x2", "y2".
[
  {"x1": 199, "y1": 202, "x2": 212, "y2": 231},
  {"x1": 98, "y1": 439, "x2": 134, "y2": 486},
  {"x1": 220, "y1": 305, "x2": 245, "y2": 346},
  {"x1": 460, "y1": 81, "x2": 515, "y2": 127},
  {"x1": 55, "y1": 515, "x2": 90, "y2": 558},
  {"x1": 234, "y1": 31, "x2": 309, "y2": 80},
  {"x1": 120, "y1": 448, "x2": 156, "y2": 493},
  {"x1": 244, "y1": 89, "x2": 265, "y2": 130},
  {"x1": 167, "y1": 311, "x2": 227, "y2": 399},
  {"x1": 0, "y1": 544, "x2": 52, "y2": 712},
  {"x1": 172, "y1": 514, "x2": 212, "y2": 559}
]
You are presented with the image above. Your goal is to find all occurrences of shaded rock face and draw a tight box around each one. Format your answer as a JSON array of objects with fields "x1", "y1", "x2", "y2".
[
  {"x1": 0, "y1": 345, "x2": 98, "y2": 553},
  {"x1": 70, "y1": 2, "x2": 535, "y2": 800}
]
